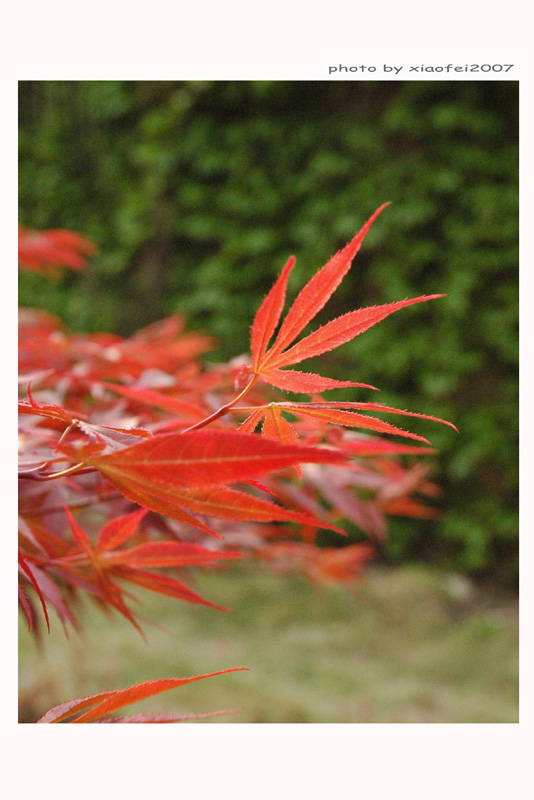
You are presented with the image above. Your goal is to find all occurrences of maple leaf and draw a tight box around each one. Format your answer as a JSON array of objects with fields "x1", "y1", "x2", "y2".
[
  {"x1": 26, "y1": 507, "x2": 245, "y2": 633},
  {"x1": 247, "y1": 203, "x2": 444, "y2": 394},
  {"x1": 56, "y1": 430, "x2": 348, "y2": 537},
  {"x1": 236, "y1": 400, "x2": 457, "y2": 448},
  {"x1": 78, "y1": 429, "x2": 347, "y2": 489},
  {"x1": 204, "y1": 203, "x2": 458, "y2": 450},
  {"x1": 37, "y1": 669, "x2": 248, "y2": 723},
  {"x1": 18, "y1": 226, "x2": 97, "y2": 276}
]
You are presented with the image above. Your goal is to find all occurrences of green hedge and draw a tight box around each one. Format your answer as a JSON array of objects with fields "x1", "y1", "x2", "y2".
[{"x1": 18, "y1": 81, "x2": 518, "y2": 583}]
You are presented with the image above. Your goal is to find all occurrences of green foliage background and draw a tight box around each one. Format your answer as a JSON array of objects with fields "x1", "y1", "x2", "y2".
[{"x1": 18, "y1": 81, "x2": 518, "y2": 584}]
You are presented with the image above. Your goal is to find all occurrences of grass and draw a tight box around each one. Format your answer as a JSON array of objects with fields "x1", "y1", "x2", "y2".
[{"x1": 18, "y1": 563, "x2": 518, "y2": 723}]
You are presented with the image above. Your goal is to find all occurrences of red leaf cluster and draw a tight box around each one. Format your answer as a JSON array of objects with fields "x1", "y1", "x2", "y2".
[
  {"x1": 19, "y1": 209, "x2": 456, "y2": 721},
  {"x1": 19, "y1": 226, "x2": 97, "y2": 276}
]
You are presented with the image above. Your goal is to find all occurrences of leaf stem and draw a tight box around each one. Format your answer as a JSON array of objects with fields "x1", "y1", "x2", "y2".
[
  {"x1": 181, "y1": 375, "x2": 259, "y2": 433},
  {"x1": 54, "y1": 421, "x2": 77, "y2": 451},
  {"x1": 20, "y1": 462, "x2": 92, "y2": 481}
]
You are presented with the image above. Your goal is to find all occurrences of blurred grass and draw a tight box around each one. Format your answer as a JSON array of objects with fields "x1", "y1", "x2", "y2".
[{"x1": 19, "y1": 564, "x2": 518, "y2": 723}]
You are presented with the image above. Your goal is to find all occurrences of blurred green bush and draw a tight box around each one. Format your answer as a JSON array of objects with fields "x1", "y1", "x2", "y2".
[{"x1": 18, "y1": 81, "x2": 518, "y2": 584}]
